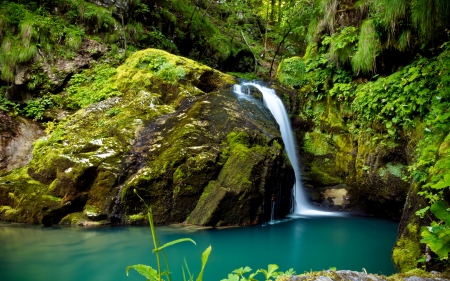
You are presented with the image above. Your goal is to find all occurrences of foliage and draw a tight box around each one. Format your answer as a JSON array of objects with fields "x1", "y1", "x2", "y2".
[
  {"x1": 322, "y1": 26, "x2": 358, "y2": 66},
  {"x1": 0, "y1": 1, "x2": 88, "y2": 82},
  {"x1": 23, "y1": 95, "x2": 54, "y2": 120},
  {"x1": 276, "y1": 57, "x2": 306, "y2": 88},
  {"x1": 65, "y1": 64, "x2": 119, "y2": 108},
  {"x1": 351, "y1": 48, "x2": 449, "y2": 134},
  {"x1": 126, "y1": 190, "x2": 212, "y2": 281},
  {"x1": 420, "y1": 201, "x2": 450, "y2": 260},
  {"x1": 1, "y1": 87, "x2": 57, "y2": 119},
  {"x1": 221, "y1": 264, "x2": 296, "y2": 281},
  {"x1": 0, "y1": 87, "x2": 18, "y2": 113},
  {"x1": 351, "y1": 19, "x2": 380, "y2": 74}
]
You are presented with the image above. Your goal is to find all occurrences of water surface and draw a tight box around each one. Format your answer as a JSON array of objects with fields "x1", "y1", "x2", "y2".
[{"x1": 0, "y1": 216, "x2": 398, "y2": 281}]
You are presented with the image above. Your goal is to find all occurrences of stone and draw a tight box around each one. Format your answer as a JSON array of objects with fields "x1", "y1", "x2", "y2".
[
  {"x1": 0, "y1": 49, "x2": 293, "y2": 227},
  {"x1": 0, "y1": 113, "x2": 44, "y2": 172}
]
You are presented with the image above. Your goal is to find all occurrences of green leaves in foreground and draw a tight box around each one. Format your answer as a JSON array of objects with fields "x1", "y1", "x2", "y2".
[
  {"x1": 127, "y1": 246, "x2": 212, "y2": 281},
  {"x1": 127, "y1": 190, "x2": 212, "y2": 281},
  {"x1": 222, "y1": 264, "x2": 296, "y2": 281},
  {"x1": 420, "y1": 201, "x2": 450, "y2": 260},
  {"x1": 126, "y1": 264, "x2": 159, "y2": 280}
]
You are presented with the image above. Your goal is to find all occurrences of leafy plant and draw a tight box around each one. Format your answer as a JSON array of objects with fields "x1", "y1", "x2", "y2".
[
  {"x1": 23, "y1": 95, "x2": 54, "y2": 120},
  {"x1": 322, "y1": 26, "x2": 358, "y2": 66},
  {"x1": 221, "y1": 264, "x2": 295, "y2": 281},
  {"x1": 66, "y1": 64, "x2": 119, "y2": 108},
  {"x1": 126, "y1": 190, "x2": 212, "y2": 281},
  {"x1": 420, "y1": 201, "x2": 450, "y2": 260}
]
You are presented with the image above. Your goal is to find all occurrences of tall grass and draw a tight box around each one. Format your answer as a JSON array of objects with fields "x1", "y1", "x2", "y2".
[{"x1": 351, "y1": 19, "x2": 380, "y2": 74}]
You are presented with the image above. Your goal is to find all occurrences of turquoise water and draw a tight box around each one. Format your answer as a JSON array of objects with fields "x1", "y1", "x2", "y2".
[{"x1": 0, "y1": 216, "x2": 398, "y2": 280}]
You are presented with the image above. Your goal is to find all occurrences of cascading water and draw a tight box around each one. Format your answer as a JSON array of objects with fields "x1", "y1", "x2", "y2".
[
  {"x1": 270, "y1": 201, "x2": 275, "y2": 224},
  {"x1": 234, "y1": 82, "x2": 335, "y2": 216}
]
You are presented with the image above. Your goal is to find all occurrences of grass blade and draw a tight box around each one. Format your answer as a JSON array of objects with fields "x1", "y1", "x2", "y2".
[
  {"x1": 196, "y1": 245, "x2": 212, "y2": 281},
  {"x1": 153, "y1": 238, "x2": 197, "y2": 252}
]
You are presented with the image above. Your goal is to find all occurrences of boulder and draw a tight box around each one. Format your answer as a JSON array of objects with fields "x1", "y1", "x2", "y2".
[{"x1": 0, "y1": 49, "x2": 294, "y2": 226}]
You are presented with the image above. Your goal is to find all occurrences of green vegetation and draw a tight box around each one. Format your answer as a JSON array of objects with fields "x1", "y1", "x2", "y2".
[
  {"x1": 222, "y1": 265, "x2": 295, "y2": 281},
  {"x1": 1, "y1": 0, "x2": 450, "y2": 276},
  {"x1": 126, "y1": 190, "x2": 211, "y2": 281},
  {"x1": 65, "y1": 64, "x2": 119, "y2": 109}
]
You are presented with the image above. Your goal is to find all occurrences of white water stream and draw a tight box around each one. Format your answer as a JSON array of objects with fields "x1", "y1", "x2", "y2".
[{"x1": 234, "y1": 83, "x2": 335, "y2": 216}]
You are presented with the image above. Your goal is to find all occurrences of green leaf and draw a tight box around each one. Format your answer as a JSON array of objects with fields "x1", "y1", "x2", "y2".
[
  {"x1": 196, "y1": 245, "x2": 212, "y2": 281},
  {"x1": 420, "y1": 225, "x2": 450, "y2": 259},
  {"x1": 153, "y1": 238, "x2": 196, "y2": 253},
  {"x1": 415, "y1": 206, "x2": 430, "y2": 218},
  {"x1": 221, "y1": 274, "x2": 240, "y2": 281},
  {"x1": 232, "y1": 267, "x2": 252, "y2": 276},
  {"x1": 126, "y1": 264, "x2": 158, "y2": 281},
  {"x1": 259, "y1": 264, "x2": 279, "y2": 280},
  {"x1": 430, "y1": 174, "x2": 450, "y2": 190},
  {"x1": 248, "y1": 271, "x2": 260, "y2": 281},
  {"x1": 385, "y1": 121, "x2": 392, "y2": 128},
  {"x1": 183, "y1": 258, "x2": 194, "y2": 281},
  {"x1": 431, "y1": 201, "x2": 450, "y2": 225}
]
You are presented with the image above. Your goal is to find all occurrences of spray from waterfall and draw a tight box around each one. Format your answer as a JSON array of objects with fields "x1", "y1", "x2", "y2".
[{"x1": 233, "y1": 82, "x2": 336, "y2": 216}]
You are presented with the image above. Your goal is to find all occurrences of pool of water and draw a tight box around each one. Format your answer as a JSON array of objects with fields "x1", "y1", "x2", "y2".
[{"x1": 0, "y1": 215, "x2": 398, "y2": 281}]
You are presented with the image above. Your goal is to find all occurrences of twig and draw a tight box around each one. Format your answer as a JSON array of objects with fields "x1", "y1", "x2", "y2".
[{"x1": 240, "y1": 30, "x2": 263, "y2": 72}]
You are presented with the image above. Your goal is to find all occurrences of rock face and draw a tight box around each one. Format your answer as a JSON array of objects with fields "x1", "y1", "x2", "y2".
[
  {"x1": 6, "y1": 38, "x2": 106, "y2": 102},
  {"x1": 0, "y1": 112, "x2": 44, "y2": 172},
  {"x1": 286, "y1": 91, "x2": 410, "y2": 218},
  {"x1": 0, "y1": 49, "x2": 294, "y2": 226}
]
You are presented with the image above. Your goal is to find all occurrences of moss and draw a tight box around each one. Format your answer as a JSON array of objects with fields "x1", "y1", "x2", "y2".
[
  {"x1": 83, "y1": 204, "x2": 101, "y2": 217},
  {"x1": 392, "y1": 223, "x2": 422, "y2": 272},
  {"x1": 379, "y1": 163, "x2": 407, "y2": 180},
  {"x1": 227, "y1": 131, "x2": 251, "y2": 148},
  {"x1": 309, "y1": 160, "x2": 342, "y2": 186},
  {"x1": 387, "y1": 268, "x2": 435, "y2": 281},
  {"x1": 59, "y1": 212, "x2": 86, "y2": 225},
  {"x1": 128, "y1": 213, "x2": 147, "y2": 224},
  {"x1": 303, "y1": 130, "x2": 332, "y2": 156}
]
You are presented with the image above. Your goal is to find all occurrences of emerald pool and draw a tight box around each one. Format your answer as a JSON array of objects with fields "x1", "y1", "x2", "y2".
[{"x1": 0, "y1": 216, "x2": 398, "y2": 280}]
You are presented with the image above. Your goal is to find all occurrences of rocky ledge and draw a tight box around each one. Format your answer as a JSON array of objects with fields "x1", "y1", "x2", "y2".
[{"x1": 282, "y1": 270, "x2": 450, "y2": 281}]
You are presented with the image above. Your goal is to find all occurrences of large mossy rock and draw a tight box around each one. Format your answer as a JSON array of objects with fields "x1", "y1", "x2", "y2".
[{"x1": 0, "y1": 49, "x2": 293, "y2": 226}]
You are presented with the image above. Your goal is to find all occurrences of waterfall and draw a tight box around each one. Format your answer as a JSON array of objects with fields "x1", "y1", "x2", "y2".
[
  {"x1": 270, "y1": 201, "x2": 275, "y2": 224},
  {"x1": 234, "y1": 82, "x2": 334, "y2": 216}
]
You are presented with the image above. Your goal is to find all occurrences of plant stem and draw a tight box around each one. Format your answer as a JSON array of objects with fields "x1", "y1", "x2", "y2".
[{"x1": 148, "y1": 210, "x2": 162, "y2": 281}]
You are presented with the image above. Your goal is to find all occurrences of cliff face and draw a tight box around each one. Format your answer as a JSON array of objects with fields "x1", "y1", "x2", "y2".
[
  {"x1": 277, "y1": 79, "x2": 410, "y2": 219},
  {"x1": 0, "y1": 49, "x2": 294, "y2": 226}
]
